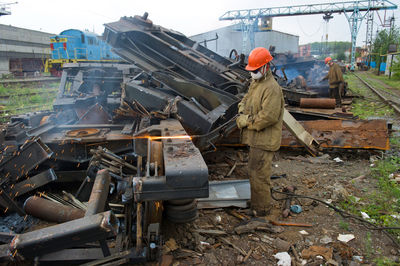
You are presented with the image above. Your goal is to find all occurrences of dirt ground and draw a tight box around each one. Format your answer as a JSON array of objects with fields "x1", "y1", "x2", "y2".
[{"x1": 161, "y1": 148, "x2": 399, "y2": 266}]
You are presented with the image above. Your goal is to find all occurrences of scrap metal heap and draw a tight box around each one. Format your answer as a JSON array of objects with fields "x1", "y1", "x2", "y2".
[{"x1": 0, "y1": 13, "x2": 391, "y2": 264}]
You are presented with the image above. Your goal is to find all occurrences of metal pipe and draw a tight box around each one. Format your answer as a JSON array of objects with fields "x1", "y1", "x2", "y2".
[
  {"x1": 146, "y1": 138, "x2": 151, "y2": 177},
  {"x1": 85, "y1": 169, "x2": 111, "y2": 216},
  {"x1": 10, "y1": 211, "x2": 118, "y2": 259},
  {"x1": 299, "y1": 98, "x2": 336, "y2": 109},
  {"x1": 24, "y1": 196, "x2": 85, "y2": 223},
  {"x1": 136, "y1": 202, "x2": 143, "y2": 252}
]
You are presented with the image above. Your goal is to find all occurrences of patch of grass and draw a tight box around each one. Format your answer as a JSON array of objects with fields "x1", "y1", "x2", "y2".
[
  {"x1": 339, "y1": 195, "x2": 360, "y2": 215},
  {"x1": 338, "y1": 154, "x2": 400, "y2": 245},
  {"x1": 0, "y1": 85, "x2": 7, "y2": 95},
  {"x1": 373, "y1": 74, "x2": 400, "y2": 90},
  {"x1": 351, "y1": 101, "x2": 394, "y2": 119},
  {"x1": 373, "y1": 257, "x2": 399, "y2": 266},
  {"x1": 345, "y1": 74, "x2": 370, "y2": 96},
  {"x1": 365, "y1": 232, "x2": 373, "y2": 260},
  {"x1": 0, "y1": 82, "x2": 57, "y2": 120},
  {"x1": 390, "y1": 136, "x2": 400, "y2": 150},
  {"x1": 365, "y1": 156, "x2": 400, "y2": 235},
  {"x1": 339, "y1": 220, "x2": 350, "y2": 231}
]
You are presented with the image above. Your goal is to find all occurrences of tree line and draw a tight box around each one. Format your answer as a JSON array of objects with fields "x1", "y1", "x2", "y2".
[
  {"x1": 372, "y1": 26, "x2": 400, "y2": 78},
  {"x1": 309, "y1": 41, "x2": 352, "y2": 61}
]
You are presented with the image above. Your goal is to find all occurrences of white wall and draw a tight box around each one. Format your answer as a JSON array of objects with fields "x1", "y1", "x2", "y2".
[
  {"x1": 190, "y1": 24, "x2": 299, "y2": 58},
  {"x1": 385, "y1": 54, "x2": 399, "y2": 77}
]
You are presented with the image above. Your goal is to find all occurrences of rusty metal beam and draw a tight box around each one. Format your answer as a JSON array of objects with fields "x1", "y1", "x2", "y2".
[
  {"x1": 11, "y1": 169, "x2": 57, "y2": 197},
  {"x1": 86, "y1": 169, "x2": 111, "y2": 216},
  {"x1": 0, "y1": 138, "x2": 53, "y2": 183},
  {"x1": 9, "y1": 211, "x2": 118, "y2": 259},
  {"x1": 283, "y1": 109, "x2": 321, "y2": 156}
]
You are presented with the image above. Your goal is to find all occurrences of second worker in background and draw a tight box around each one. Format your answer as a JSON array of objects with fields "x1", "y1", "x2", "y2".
[
  {"x1": 236, "y1": 47, "x2": 284, "y2": 217},
  {"x1": 322, "y1": 57, "x2": 344, "y2": 107}
]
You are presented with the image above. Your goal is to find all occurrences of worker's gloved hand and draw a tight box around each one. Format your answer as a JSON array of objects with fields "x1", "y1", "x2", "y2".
[
  {"x1": 238, "y1": 103, "x2": 245, "y2": 114},
  {"x1": 236, "y1": 114, "x2": 249, "y2": 129}
]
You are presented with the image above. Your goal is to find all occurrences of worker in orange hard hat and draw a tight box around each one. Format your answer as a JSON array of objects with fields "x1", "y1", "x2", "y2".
[
  {"x1": 322, "y1": 57, "x2": 344, "y2": 107},
  {"x1": 236, "y1": 47, "x2": 284, "y2": 217}
]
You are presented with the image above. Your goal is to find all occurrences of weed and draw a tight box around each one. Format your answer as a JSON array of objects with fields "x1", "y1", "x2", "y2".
[
  {"x1": 0, "y1": 85, "x2": 7, "y2": 95},
  {"x1": 365, "y1": 232, "x2": 373, "y2": 260},
  {"x1": 339, "y1": 220, "x2": 350, "y2": 231},
  {"x1": 390, "y1": 136, "x2": 400, "y2": 150},
  {"x1": 373, "y1": 257, "x2": 398, "y2": 266},
  {"x1": 339, "y1": 195, "x2": 360, "y2": 215},
  {"x1": 372, "y1": 74, "x2": 400, "y2": 90}
]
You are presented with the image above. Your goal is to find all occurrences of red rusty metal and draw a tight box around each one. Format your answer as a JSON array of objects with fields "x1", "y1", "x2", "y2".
[
  {"x1": 24, "y1": 196, "x2": 85, "y2": 223},
  {"x1": 281, "y1": 119, "x2": 390, "y2": 150},
  {"x1": 218, "y1": 119, "x2": 389, "y2": 151},
  {"x1": 299, "y1": 98, "x2": 336, "y2": 109}
]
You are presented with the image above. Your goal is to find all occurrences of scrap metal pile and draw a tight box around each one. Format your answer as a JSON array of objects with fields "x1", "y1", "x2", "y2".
[{"x1": 0, "y1": 13, "x2": 391, "y2": 264}]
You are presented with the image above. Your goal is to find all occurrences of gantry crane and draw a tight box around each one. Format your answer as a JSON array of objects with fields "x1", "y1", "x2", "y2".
[
  {"x1": 219, "y1": 0, "x2": 397, "y2": 70},
  {"x1": 0, "y1": 2, "x2": 17, "y2": 17}
]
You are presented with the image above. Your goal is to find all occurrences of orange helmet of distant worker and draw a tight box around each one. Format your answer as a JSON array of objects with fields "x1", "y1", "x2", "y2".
[
  {"x1": 245, "y1": 47, "x2": 273, "y2": 71},
  {"x1": 324, "y1": 57, "x2": 332, "y2": 64}
]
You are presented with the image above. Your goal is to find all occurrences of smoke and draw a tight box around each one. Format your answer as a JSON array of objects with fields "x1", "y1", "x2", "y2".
[{"x1": 276, "y1": 60, "x2": 329, "y2": 96}]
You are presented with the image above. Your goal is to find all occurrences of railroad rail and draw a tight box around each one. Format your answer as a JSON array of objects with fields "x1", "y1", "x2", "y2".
[
  {"x1": 352, "y1": 72, "x2": 400, "y2": 115},
  {"x1": 0, "y1": 77, "x2": 60, "y2": 85},
  {"x1": 0, "y1": 90, "x2": 58, "y2": 100}
]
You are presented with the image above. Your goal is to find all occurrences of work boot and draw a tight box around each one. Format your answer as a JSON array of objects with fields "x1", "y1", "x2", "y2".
[{"x1": 243, "y1": 208, "x2": 270, "y2": 217}]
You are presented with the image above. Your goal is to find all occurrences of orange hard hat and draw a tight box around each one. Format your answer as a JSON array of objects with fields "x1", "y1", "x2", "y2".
[
  {"x1": 245, "y1": 47, "x2": 273, "y2": 71},
  {"x1": 324, "y1": 57, "x2": 332, "y2": 64}
]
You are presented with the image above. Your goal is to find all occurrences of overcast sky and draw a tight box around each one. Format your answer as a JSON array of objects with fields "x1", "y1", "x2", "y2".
[{"x1": 1, "y1": 0, "x2": 400, "y2": 45}]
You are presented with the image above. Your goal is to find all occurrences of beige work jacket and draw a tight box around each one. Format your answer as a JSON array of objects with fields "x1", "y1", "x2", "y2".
[
  {"x1": 325, "y1": 63, "x2": 344, "y2": 88},
  {"x1": 238, "y1": 70, "x2": 284, "y2": 151}
]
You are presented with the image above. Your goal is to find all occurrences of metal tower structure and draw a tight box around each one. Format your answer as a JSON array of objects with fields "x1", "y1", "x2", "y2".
[
  {"x1": 0, "y1": 2, "x2": 17, "y2": 17},
  {"x1": 365, "y1": 10, "x2": 374, "y2": 67},
  {"x1": 219, "y1": 0, "x2": 397, "y2": 69}
]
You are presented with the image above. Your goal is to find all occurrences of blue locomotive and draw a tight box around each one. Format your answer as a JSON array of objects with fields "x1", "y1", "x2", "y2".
[{"x1": 46, "y1": 29, "x2": 121, "y2": 76}]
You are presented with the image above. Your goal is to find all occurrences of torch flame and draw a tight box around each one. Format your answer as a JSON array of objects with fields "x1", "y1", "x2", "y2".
[
  {"x1": 132, "y1": 135, "x2": 191, "y2": 140},
  {"x1": 149, "y1": 135, "x2": 191, "y2": 140}
]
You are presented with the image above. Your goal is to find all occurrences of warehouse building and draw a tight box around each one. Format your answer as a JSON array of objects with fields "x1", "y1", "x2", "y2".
[
  {"x1": 190, "y1": 24, "x2": 299, "y2": 58},
  {"x1": 0, "y1": 24, "x2": 53, "y2": 76}
]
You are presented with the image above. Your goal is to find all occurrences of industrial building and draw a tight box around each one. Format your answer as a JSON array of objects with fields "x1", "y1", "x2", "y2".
[
  {"x1": 190, "y1": 24, "x2": 299, "y2": 58},
  {"x1": 0, "y1": 24, "x2": 53, "y2": 75}
]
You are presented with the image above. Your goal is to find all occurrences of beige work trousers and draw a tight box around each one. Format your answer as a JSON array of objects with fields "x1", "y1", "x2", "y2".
[
  {"x1": 248, "y1": 147, "x2": 273, "y2": 213},
  {"x1": 329, "y1": 85, "x2": 342, "y2": 107}
]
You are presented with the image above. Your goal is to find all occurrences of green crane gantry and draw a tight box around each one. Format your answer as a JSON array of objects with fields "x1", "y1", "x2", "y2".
[{"x1": 219, "y1": 0, "x2": 397, "y2": 70}]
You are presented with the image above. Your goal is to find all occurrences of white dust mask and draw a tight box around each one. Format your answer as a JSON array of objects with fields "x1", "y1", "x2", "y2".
[{"x1": 250, "y1": 71, "x2": 263, "y2": 80}]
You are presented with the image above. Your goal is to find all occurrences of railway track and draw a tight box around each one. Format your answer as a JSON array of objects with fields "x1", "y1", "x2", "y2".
[
  {"x1": 353, "y1": 72, "x2": 400, "y2": 115},
  {"x1": 0, "y1": 77, "x2": 60, "y2": 85},
  {"x1": 0, "y1": 104, "x2": 52, "y2": 116},
  {"x1": 0, "y1": 90, "x2": 58, "y2": 100}
]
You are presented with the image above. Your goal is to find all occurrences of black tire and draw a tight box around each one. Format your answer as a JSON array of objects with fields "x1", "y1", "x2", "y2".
[
  {"x1": 164, "y1": 199, "x2": 198, "y2": 223},
  {"x1": 165, "y1": 208, "x2": 198, "y2": 223},
  {"x1": 167, "y1": 199, "x2": 193, "y2": 205},
  {"x1": 165, "y1": 200, "x2": 197, "y2": 212}
]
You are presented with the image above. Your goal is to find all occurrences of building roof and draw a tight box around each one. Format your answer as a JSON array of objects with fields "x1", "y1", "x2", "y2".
[
  {"x1": 190, "y1": 23, "x2": 299, "y2": 39},
  {"x1": 0, "y1": 23, "x2": 54, "y2": 36}
]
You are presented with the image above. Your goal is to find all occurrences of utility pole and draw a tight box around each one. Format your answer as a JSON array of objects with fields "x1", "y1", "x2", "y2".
[{"x1": 323, "y1": 13, "x2": 333, "y2": 57}]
